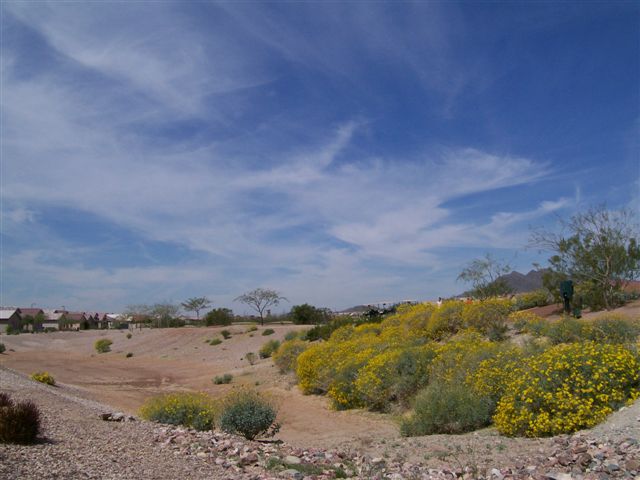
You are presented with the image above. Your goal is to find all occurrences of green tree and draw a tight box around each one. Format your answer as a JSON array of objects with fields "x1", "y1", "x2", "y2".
[
  {"x1": 530, "y1": 206, "x2": 640, "y2": 310},
  {"x1": 204, "y1": 308, "x2": 234, "y2": 326},
  {"x1": 234, "y1": 288, "x2": 288, "y2": 326},
  {"x1": 289, "y1": 304, "x2": 331, "y2": 325},
  {"x1": 181, "y1": 297, "x2": 211, "y2": 320},
  {"x1": 148, "y1": 303, "x2": 182, "y2": 328},
  {"x1": 457, "y1": 254, "x2": 514, "y2": 300}
]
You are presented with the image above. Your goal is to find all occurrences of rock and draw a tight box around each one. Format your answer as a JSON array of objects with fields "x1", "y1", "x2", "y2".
[
  {"x1": 545, "y1": 472, "x2": 573, "y2": 480},
  {"x1": 238, "y1": 452, "x2": 259, "y2": 466},
  {"x1": 372, "y1": 457, "x2": 386, "y2": 465},
  {"x1": 625, "y1": 458, "x2": 640, "y2": 471},
  {"x1": 284, "y1": 455, "x2": 301, "y2": 465},
  {"x1": 491, "y1": 467, "x2": 504, "y2": 479},
  {"x1": 282, "y1": 469, "x2": 303, "y2": 479}
]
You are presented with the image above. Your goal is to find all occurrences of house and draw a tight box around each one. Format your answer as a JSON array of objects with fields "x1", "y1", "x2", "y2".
[
  {"x1": 42, "y1": 309, "x2": 64, "y2": 330},
  {"x1": 59, "y1": 312, "x2": 87, "y2": 331},
  {"x1": 17, "y1": 308, "x2": 45, "y2": 332},
  {"x1": 0, "y1": 309, "x2": 22, "y2": 334},
  {"x1": 91, "y1": 313, "x2": 110, "y2": 329}
]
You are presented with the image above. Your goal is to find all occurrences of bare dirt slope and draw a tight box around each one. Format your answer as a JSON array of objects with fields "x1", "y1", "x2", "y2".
[{"x1": 0, "y1": 324, "x2": 396, "y2": 448}]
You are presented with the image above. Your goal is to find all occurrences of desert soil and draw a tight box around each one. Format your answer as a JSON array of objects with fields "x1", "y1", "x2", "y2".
[{"x1": 1, "y1": 305, "x2": 639, "y2": 479}]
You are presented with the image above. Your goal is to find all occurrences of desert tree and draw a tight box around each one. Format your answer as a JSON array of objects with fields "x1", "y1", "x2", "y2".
[
  {"x1": 234, "y1": 288, "x2": 288, "y2": 325},
  {"x1": 181, "y1": 297, "x2": 211, "y2": 320},
  {"x1": 530, "y1": 205, "x2": 640, "y2": 310},
  {"x1": 457, "y1": 254, "x2": 514, "y2": 300}
]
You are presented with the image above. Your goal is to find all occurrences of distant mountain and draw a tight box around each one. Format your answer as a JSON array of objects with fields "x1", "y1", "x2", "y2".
[{"x1": 499, "y1": 269, "x2": 547, "y2": 293}]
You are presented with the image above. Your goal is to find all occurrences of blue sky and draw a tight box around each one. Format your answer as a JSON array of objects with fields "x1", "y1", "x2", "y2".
[{"x1": 1, "y1": 2, "x2": 638, "y2": 313}]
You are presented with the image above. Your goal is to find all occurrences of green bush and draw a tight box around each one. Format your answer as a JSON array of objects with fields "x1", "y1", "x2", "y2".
[
  {"x1": 400, "y1": 380, "x2": 493, "y2": 436},
  {"x1": 246, "y1": 325, "x2": 258, "y2": 333},
  {"x1": 514, "y1": 289, "x2": 553, "y2": 310},
  {"x1": 126, "y1": 352, "x2": 133, "y2": 358},
  {"x1": 272, "y1": 339, "x2": 309, "y2": 373},
  {"x1": 209, "y1": 338, "x2": 223, "y2": 346},
  {"x1": 245, "y1": 352, "x2": 257, "y2": 365},
  {"x1": 0, "y1": 393, "x2": 41, "y2": 444},
  {"x1": 139, "y1": 392, "x2": 217, "y2": 431},
  {"x1": 355, "y1": 344, "x2": 438, "y2": 411},
  {"x1": 259, "y1": 340, "x2": 281, "y2": 359},
  {"x1": 126, "y1": 333, "x2": 132, "y2": 339},
  {"x1": 262, "y1": 328, "x2": 275, "y2": 336},
  {"x1": 290, "y1": 304, "x2": 330, "y2": 325},
  {"x1": 219, "y1": 389, "x2": 279, "y2": 440},
  {"x1": 30, "y1": 371, "x2": 55, "y2": 386},
  {"x1": 213, "y1": 373, "x2": 233, "y2": 385},
  {"x1": 589, "y1": 314, "x2": 640, "y2": 344},
  {"x1": 0, "y1": 343, "x2": 5, "y2": 354},
  {"x1": 221, "y1": 330, "x2": 231, "y2": 339},
  {"x1": 94, "y1": 338, "x2": 113, "y2": 353},
  {"x1": 284, "y1": 330, "x2": 300, "y2": 341},
  {"x1": 204, "y1": 308, "x2": 234, "y2": 326}
]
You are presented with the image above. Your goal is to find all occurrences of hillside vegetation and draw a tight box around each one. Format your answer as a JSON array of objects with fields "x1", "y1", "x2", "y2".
[{"x1": 276, "y1": 300, "x2": 639, "y2": 437}]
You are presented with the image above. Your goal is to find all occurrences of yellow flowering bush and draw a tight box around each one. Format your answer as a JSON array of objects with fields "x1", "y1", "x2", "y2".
[
  {"x1": 494, "y1": 342, "x2": 640, "y2": 437},
  {"x1": 429, "y1": 331, "x2": 502, "y2": 384},
  {"x1": 427, "y1": 300, "x2": 464, "y2": 339},
  {"x1": 462, "y1": 298, "x2": 513, "y2": 340},
  {"x1": 30, "y1": 371, "x2": 55, "y2": 386},
  {"x1": 354, "y1": 344, "x2": 439, "y2": 411},
  {"x1": 467, "y1": 347, "x2": 526, "y2": 404},
  {"x1": 508, "y1": 310, "x2": 547, "y2": 334},
  {"x1": 139, "y1": 392, "x2": 218, "y2": 431},
  {"x1": 272, "y1": 339, "x2": 309, "y2": 373}
]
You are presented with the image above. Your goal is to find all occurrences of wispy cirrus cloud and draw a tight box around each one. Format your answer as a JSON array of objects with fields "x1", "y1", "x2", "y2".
[{"x1": 2, "y1": 1, "x2": 634, "y2": 311}]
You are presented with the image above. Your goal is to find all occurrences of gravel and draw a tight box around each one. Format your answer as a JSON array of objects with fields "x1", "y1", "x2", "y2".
[{"x1": 1, "y1": 366, "x2": 639, "y2": 479}]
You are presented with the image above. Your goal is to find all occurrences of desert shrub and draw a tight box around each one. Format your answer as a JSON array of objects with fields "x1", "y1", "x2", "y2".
[
  {"x1": 246, "y1": 325, "x2": 258, "y2": 333},
  {"x1": 259, "y1": 339, "x2": 280, "y2": 359},
  {"x1": 219, "y1": 389, "x2": 279, "y2": 440},
  {"x1": 508, "y1": 311, "x2": 547, "y2": 334},
  {"x1": 284, "y1": 330, "x2": 300, "y2": 341},
  {"x1": 355, "y1": 344, "x2": 439, "y2": 411},
  {"x1": 221, "y1": 330, "x2": 231, "y2": 339},
  {"x1": 462, "y1": 298, "x2": 513, "y2": 340},
  {"x1": 213, "y1": 373, "x2": 233, "y2": 385},
  {"x1": 0, "y1": 343, "x2": 5, "y2": 354},
  {"x1": 544, "y1": 317, "x2": 589, "y2": 344},
  {"x1": 139, "y1": 392, "x2": 217, "y2": 431},
  {"x1": 209, "y1": 338, "x2": 222, "y2": 346},
  {"x1": 467, "y1": 347, "x2": 527, "y2": 407},
  {"x1": 126, "y1": 333, "x2": 132, "y2": 339},
  {"x1": 126, "y1": 352, "x2": 133, "y2": 358},
  {"x1": 30, "y1": 371, "x2": 55, "y2": 386},
  {"x1": 0, "y1": 395, "x2": 41, "y2": 444},
  {"x1": 429, "y1": 331, "x2": 503, "y2": 384},
  {"x1": 400, "y1": 380, "x2": 493, "y2": 436},
  {"x1": 589, "y1": 314, "x2": 640, "y2": 344},
  {"x1": 245, "y1": 352, "x2": 257, "y2": 365},
  {"x1": 494, "y1": 342, "x2": 640, "y2": 437},
  {"x1": 303, "y1": 315, "x2": 357, "y2": 342},
  {"x1": 272, "y1": 339, "x2": 309, "y2": 373},
  {"x1": 262, "y1": 328, "x2": 275, "y2": 336},
  {"x1": 204, "y1": 308, "x2": 234, "y2": 326},
  {"x1": 514, "y1": 289, "x2": 553, "y2": 310},
  {"x1": 94, "y1": 338, "x2": 113, "y2": 353},
  {"x1": 427, "y1": 300, "x2": 464, "y2": 339}
]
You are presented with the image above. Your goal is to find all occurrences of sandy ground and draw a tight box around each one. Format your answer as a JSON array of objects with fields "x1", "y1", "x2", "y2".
[
  {"x1": 0, "y1": 324, "x2": 396, "y2": 448},
  {"x1": 1, "y1": 301, "x2": 638, "y2": 464}
]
